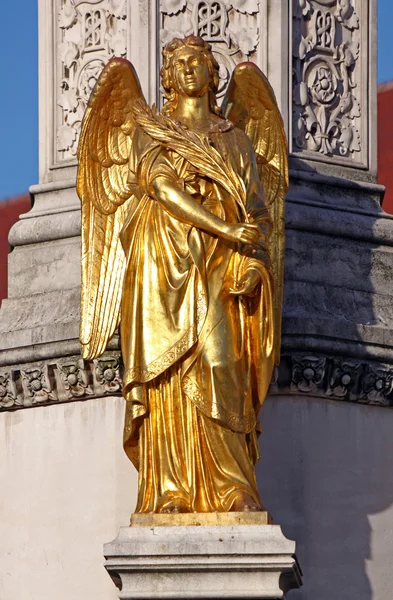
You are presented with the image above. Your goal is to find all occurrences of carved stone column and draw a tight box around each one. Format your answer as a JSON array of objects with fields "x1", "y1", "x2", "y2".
[
  {"x1": 290, "y1": 0, "x2": 376, "y2": 177},
  {"x1": 279, "y1": 0, "x2": 393, "y2": 396},
  {"x1": 0, "y1": 1, "x2": 157, "y2": 381}
]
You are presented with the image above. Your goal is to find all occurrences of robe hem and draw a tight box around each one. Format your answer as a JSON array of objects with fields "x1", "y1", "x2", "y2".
[
  {"x1": 123, "y1": 325, "x2": 197, "y2": 386},
  {"x1": 182, "y1": 374, "x2": 256, "y2": 434}
]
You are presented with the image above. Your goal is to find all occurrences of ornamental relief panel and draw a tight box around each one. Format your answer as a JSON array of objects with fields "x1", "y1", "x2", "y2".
[
  {"x1": 292, "y1": 0, "x2": 365, "y2": 165},
  {"x1": 56, "y1": 0, "x2": 128, "y2": 163},
  {"x1": 160, "y1": 0, "x2": 264, "y2": 100}
]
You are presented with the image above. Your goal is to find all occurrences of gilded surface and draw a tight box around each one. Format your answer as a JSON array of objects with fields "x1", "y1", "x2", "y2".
[
  {"x1": 130, "y1": 511, "x2": 271, "y2": 527},
  {"x1": 77, "y1": 36, "x2": 288, "y2": 514}
]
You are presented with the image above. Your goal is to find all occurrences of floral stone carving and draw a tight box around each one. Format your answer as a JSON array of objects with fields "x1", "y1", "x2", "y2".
[
  {"x1": 95, "y1": 357, "x2": 123, "y2": 394},
  {"x1": 21, "y1": 367, "x2": 58, "y2": 406},
  {"x1": 56, "y1": 0, "x2": 128, "y2": 162},
  {"x1": 269, "y1": 354, "x2": 393, "y2": 408},
  {"x1": 291, "y1": 355, "x2": 326, "y2": 393},
  {"x1": 292, "y1": 0, "x2": 363, "y2": 164},
  {"x1": 58, "y1": 359, "x2": 94, "y2": 399},
  {"x1": 0, "y1": 373, "x2": 18, "y2": 409}
]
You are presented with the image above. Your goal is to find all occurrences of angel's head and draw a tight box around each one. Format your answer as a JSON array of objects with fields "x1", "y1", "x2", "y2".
[{"x1": 161, "y1": 36, "x2": 221, "y2": 116}]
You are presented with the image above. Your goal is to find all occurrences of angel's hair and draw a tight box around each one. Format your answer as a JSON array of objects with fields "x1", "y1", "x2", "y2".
[{"x1": 161, "y1": 35, "x2": 222, "y2": 117}]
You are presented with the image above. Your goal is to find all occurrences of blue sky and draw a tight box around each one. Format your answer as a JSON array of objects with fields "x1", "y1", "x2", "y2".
[{"x1": 0, "y1": 1, "x2": 392, "y2": 201}]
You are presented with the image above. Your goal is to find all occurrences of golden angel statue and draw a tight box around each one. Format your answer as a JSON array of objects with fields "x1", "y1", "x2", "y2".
[{"x1": 77, "y1": 36, "x2": 288, "y2": 514}]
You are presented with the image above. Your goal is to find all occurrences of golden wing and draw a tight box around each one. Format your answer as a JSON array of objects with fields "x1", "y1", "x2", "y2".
[
  {"x1": 222, "y1": 62, "x2": 288, "y2": 365},
  {"x1": 77, "y1": 57, "x2": 145, "y2": 360}
]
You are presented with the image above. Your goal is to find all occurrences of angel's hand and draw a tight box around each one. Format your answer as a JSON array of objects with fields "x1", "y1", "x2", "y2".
[
  {"x1": 230, "y1": 268, "x2": 261, "y2": 296},
  {"x1": 221, "y1": 223, "x2": 261, "y2": 245}
]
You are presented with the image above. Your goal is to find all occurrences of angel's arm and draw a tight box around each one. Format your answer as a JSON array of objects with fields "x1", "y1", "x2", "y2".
[
  {"x1": 127, "y1": 130, "x2": 242, "y2": 240},
  {"x1": 153, "y1": 175, "x2": 260, "y2": 246},
  {"x1": 130, "y1": 138, "x2": 259, "y2": 245}
]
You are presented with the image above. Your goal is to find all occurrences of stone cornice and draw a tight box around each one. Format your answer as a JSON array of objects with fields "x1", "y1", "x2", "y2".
[{"x1": 1, "y1": 352, "x2": 392, "y2": 412}]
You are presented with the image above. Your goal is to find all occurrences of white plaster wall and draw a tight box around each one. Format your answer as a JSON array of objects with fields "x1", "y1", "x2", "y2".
[
  {"x1": 1, "y1": 395, "x2": 393, "y2": 600},
  {"x1": 0, "y1": 397, "x2": 137, "y2": 600}
]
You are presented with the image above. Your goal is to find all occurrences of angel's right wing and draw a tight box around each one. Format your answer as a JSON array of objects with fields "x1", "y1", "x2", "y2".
[
  {"x1": 222, "y1": 63, "x2": 288, "y2": 366},
  {"x1": 77, "y1": 58, "x2": 146, "y2": 360}
]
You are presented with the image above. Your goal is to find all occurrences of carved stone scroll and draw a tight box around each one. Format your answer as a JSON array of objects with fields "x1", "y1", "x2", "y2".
[
  {"x1": 292, "y1": 0, "x2": 367, "y2": 167},
  {"x1": 56, "y1": 0, "x2": 129, "y2": 163}
]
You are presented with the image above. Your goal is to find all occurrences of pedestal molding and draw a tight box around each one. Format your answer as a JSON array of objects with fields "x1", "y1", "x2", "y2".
[
  {"x1": 104, "y1": 524, "x2": 302, "y2": 600},
  {"x1": 29, "y1": 179, "x2": 77, "y2": 195},
  {"x1": 289, "y1": 168, "x2": 384, "y2": 195}
]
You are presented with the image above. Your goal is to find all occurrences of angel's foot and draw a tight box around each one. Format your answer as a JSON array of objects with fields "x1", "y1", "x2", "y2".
[
  {"x1": 230, "y1": 493, "x2": 263, "y2": 513},
  {"x1": 157, "y1": 497, "x2": 190, "y2": 514}
]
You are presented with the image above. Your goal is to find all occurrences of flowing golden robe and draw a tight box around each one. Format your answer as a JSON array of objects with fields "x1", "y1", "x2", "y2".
[{"x1": 120, "y1": 119, "x2": 275, "y2": 512}]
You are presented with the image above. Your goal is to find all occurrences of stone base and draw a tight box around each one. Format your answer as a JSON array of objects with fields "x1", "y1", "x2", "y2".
[{"x1": 104, "y1": 520, "x2": 302, "y2": 600}]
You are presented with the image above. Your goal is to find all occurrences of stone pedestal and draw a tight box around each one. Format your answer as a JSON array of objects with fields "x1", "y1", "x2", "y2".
[{"x1": 104, "y1": 519, "x2": 302, "y2": 600}]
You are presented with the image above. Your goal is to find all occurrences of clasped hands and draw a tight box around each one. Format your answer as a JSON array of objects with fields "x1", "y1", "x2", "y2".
[{"x1": 222, "y1": 222, "x2": 265, "y2": 297}]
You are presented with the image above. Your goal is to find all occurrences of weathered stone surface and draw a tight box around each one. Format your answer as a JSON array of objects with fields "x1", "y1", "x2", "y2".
[
  {"x1": 104, "y1": 524, "x2": 302, "y2": 599},
  {"x1": 7, "y1": 238, "x2": 81, "y2": 298},
  {"x1": 258, "y1": 394, "x2": 393, "y2": 600},
  {"x1": 0, "y1": 182, "x2": 81, "y2": 364},
  {"x1": 281, "y1": 173, "x2": 393, "y2": 363}
]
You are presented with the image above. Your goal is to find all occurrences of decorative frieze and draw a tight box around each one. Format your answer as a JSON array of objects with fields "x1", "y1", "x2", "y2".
[
  {"x1": 0, "y1": 354, "x2": 123, "y2": 410},
  {"x1": 2, "y1": 352, "x2": 393, "y2": 411},
  {"x1": 56, "y1": 0, "x2": 129, "y2": 163},
  {"x1": 277, "y1": 354, "x2": 393, "y2": 407},
  {"x1": 160, "y1": 0, "x2": 266, "y2": 99},
  {"x1": 291, "y1": 0, "x2": 367, "y2": 167}
]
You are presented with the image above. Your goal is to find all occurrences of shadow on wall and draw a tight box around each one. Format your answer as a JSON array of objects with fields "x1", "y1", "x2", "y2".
[
  {"x1": 257, "y1": 396, "x2": 393, "y2": 600},
  {"x1": 282, "y1": 158, "x2": 391, "y2": 364}
]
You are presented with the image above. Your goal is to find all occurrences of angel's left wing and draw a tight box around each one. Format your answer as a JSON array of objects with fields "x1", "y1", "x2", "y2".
[
  {"x1": 77, "y1": 58, "x2": 146, "y2": 360},
  {"x1": 222, "y1": 63, "x2": 288, "y2": 365}
]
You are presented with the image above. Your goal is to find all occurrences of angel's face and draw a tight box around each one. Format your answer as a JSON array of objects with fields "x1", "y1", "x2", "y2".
[{"x1": 172, "y1": 47, "x2": 210, "y2": 98}]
